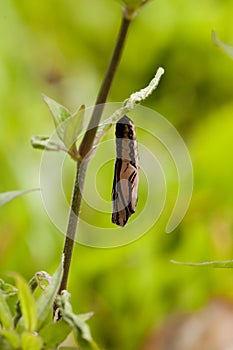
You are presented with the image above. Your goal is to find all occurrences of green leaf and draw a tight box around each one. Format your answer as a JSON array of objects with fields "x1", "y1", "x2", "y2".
[
  {"x1": 212, "y1": 30, "x2": 233, "y2": 60},
  {"x1": 171, "y1": 259, "x2": 233, "y2": 268},
  {"x1": 63, "y1": 104, "x2": 85, "y2": 148},
  {"x1": 56, "y1": 291, "x2": 98, "y2": 350},
  {"x1": 94, "y1": 68, "x2": 164, "y2": 150},
  {"x1": 34, "y1": 271, "x2": 52, "y2": 291},
  {"x1": 42, "y1": 94, "x2": 71, "y2": 141},
  {"x1": 0, "y1": 330, "x2": 20, "y2": 348},
  {"x1": 14, "y1": 272, "x2": 50, "y2": 330},
  {"x1": 39, "y1": 319, "x2": 71, "y2": 349},
  {"x1": 0, "y1": 335, "x2": 13, "y2": 350},
  {"x1": 0, "y1": 294, "x2": 13, "y2": 329},
  {"x1": 10, "y1": 273, "x2": 37, "y2": 332},
  {"x1": 30, "y1": 135, "x2": 69, "y2": 153},
  {"x1": 36, "y1": 260, "x2": 63, "y2": 331},
  {"x1": 21, "y1": 331, "x2": 43, "y2": 350},
  {"x1": 0, "y1": 279, "x2": 17, "y2": 297},
  {"x1": 0, "y1": 189, "x2": 38, "y2": 208},
  {"x1": 15, "y1": 273, "x2": 42, "y2": 327}
]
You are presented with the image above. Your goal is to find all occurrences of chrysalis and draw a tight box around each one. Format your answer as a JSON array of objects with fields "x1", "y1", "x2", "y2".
[{"x1": 112, "y1": 115, "x2": 139, "y2": 227}]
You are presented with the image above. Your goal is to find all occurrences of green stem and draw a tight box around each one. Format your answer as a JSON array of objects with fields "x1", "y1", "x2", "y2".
[
  {"x1": 58, "y1": 9, "x2": 133, "y2": 294},
  {"x1": 58, "y1": 160, "x2": 84, "y2": 294}
]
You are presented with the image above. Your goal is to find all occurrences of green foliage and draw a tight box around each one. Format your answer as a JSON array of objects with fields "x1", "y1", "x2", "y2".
[
  {"x1": 62, "y1": 105, "x2": 85, "y2": 151},
  {"x1": 1, "y1": 0, "x2": 233, "y2": 349},
  {"x1": 0, "y1": 263, "x2": 98, "y2": 350},
  {"x1": 0, "y1": 330, "x2": 20, "y2": 349},
  {"x1": 42, "y1": 94, "x2": 85, "y2": 149},
  {"x1": 0, "y1": 280, "x2": 17, "y2": 297},
  {"x1": 39, "y1": 319, "x2": 72, "y2": 349},
  {"x1": 11, "y1": 273, "x2": 38, "y2": 332},
  {"x1": 21, "y1": 332, "x2": 43, "y2": 350},
  {"x1": 212, "y1": 31, "x2": 233, "y2": 60},
  {"x1": 31, "y1": 95, "x2": 86, "y2": 160},
  {"x1": 57, "y1": 291, "x2": 98, "y2": 350},
  {"x1": 42, "y1": 94, "x2": 72, "y2": 141},
  {"x1": 36, "y1": 261, "x2": 63, "y2": 330},
  {"x1": 30, "y1": 135, "x2": 69, "y2": 153},
  {"x1": 171, "y1": 259, "x2": 233, "y2": 268},
  {"x1": 0, "y1": 190, "x2": 38, "y2": 208},
  {"x1": 0, "y1": 294, "x2": 13, "y2": 330}
]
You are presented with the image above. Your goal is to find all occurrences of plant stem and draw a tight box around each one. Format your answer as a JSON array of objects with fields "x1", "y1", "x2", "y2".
[
  {"x1": 79, "y1": 11, "x2": 131, "y2": 159},
  {"x1": 59, "y1": 9, "x2": 132, "y2": 294},
  {"x1": 58, "y1": 160, "x2": 83, "y2": 294}
]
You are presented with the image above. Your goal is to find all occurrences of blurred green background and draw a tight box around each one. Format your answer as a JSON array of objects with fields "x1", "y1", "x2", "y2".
[{"x1": 1, "y1": 0, "x2": 233, "y2": 349}]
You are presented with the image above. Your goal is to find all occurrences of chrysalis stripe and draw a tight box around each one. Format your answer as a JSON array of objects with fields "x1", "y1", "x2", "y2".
[{"x1": 112, "y1": 115, "x2": 139, "y2": 227}]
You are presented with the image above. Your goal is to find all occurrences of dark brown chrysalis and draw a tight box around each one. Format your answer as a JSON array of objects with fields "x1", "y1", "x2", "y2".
[{"x1": 112, "y1": 115, "x2": 139, "y2": 227}]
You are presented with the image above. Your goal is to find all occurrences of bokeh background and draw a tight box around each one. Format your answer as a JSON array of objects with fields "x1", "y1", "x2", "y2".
[{"x1": 1, "y1": 0, "x2": 233, "y2": 349}]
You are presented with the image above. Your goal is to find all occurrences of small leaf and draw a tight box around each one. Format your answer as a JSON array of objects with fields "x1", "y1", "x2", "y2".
[
  {"x1": 212, "y1": 30, "x2": 233, "y2": 60},
  {"x1": 76, "y1": 313, "x2": 94, "y2": 323},
  {"x1": 0, "y1": 189, "x2": 38, "y2": 208},
  {"x1": 21, "y1": 331, "x2": 43, "y2": 350},
  {"x1": 36, "y1": 260, "x2": 63, "y2": 330},
  {"x1": 0, "y1": 335, "x2": 13, "y2": 350},
  {"x1": 94, "y1": 67, "x2": 164, "y2": 149},
  {"x1": 63, "y1": 105, "x2": 85, "y2": 148},
  {"x1": 14, "y1": 271, "x2": 51, "y2": 329},
  {"x1": 10, "y1": 273, "x2": 37, "y2": 332},
  {"x1": 34, "y1": 271, "x2": 52, "y2": 291},
  {"x1": 56, "y1": 291, "x2": 98, "y2": 350},
  {"x1": 39, "y1": 319, "x2": 71, "y2": 349},
  {"x1": 171, "y1": 259, "x2": 233, "y2": 268},
  {"x1": 42, "y1": 94, "x2": 71, "y2": 141},
  {"x1": 31, "y1": 135, "x2": 69, "y2": 153},
  {"x1": 28, "y1": 272, "x2": 50, "y2": 294},
  {"x1": 0, "y1": 294, "x2": 13, "y2": 329},
  {"x1": 0, "y1": 330, "x2": 20, "y2": 348},
  {"x1": 0, "y1": 279, "x2": 17, "y2": 297}
]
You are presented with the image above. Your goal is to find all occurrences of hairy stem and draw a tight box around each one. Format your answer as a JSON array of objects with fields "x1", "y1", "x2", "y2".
[{"x1": 59, "y1": 9, "x2": 132, "y2": 294}]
